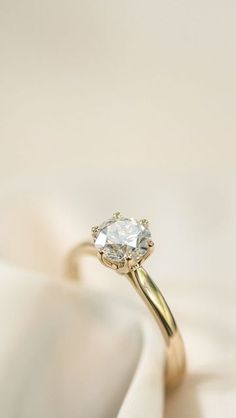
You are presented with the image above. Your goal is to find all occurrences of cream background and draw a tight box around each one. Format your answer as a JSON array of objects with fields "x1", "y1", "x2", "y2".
[{"x1": 0, "y1": 0, "x2": 236, "y2": 417}]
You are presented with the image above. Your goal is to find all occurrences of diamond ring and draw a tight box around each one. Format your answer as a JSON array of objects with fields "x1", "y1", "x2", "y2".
[{"x1": 66, "y1": 212, "x2": 186, "y2": 389}]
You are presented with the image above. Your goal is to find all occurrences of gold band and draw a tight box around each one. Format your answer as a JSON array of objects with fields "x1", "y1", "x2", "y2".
[{"x1": 66, "y1": 241, "x2": 186, "y2": 389}]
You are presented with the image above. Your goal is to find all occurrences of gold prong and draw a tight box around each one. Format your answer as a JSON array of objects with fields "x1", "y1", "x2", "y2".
[
  {"x1": 126, "y1": 254, "x2": 132, "y2": 261},
  {"x1": 112, "y1": 211, "x2": 122, "y2": 219},
  {"x1": 126, "y1": 255, "x2": 139, "y2": 272},
  {"x1": 97, "y1": 249, "x2": 104, "y2": 261},
  {"x1": 139, "y1": 219, "x2": 149, "y2": 227},
  {"x1": 91, "y1": 225, "x2": 99, "y2": 238},
  {"x1": 126, "y1": 258, "x2": 133, "y2": 270},
  {"x1": 148, "y1": 239, "x2": 154, "y2": 247}
]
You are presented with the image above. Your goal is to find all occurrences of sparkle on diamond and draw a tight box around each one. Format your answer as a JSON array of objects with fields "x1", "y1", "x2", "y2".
[{"x1": 95, "y1": 217, "x2": 151, "y2": 263}]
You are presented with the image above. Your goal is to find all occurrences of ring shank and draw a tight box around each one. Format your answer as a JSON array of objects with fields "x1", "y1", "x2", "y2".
[
  {"x1": 65, "y1": 241, "x2": 186, "y2": 389},
  {"x1": 128, "y1": 266, "x2": 186, "y2": 388}
]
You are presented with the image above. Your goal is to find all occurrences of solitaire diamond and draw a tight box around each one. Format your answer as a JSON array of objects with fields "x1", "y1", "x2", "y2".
[{"x1": 94, "y1": 215, "x2": 152, "y2": 264}]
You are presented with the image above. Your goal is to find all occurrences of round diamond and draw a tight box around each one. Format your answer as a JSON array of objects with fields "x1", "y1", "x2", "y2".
[{"x1": 94, "y1": 217, "x2": 151, "y2": 263}]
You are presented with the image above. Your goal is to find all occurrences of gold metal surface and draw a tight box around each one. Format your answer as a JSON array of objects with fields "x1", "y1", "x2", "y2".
[{"x1": 65, "y1": 239, "x2": 186, "y2": 389}]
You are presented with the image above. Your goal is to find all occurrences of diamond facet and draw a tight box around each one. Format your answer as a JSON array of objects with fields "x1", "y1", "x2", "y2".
[{"x1": 94, "y1": 216, "x2": 151, "y2": 264}]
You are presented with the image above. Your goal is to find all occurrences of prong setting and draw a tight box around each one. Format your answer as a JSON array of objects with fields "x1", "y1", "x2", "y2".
[
  {"x1": 112, "y1": 211, "x2": 122, "y2": 219},
  {"x1": 91, "y1": 225, "x2": 100, "y2": 239},
  {"x1": 139, "y1": 218, "x2": 149, "y2": 227},
  {"x1": 93, "y1": 213, "x2": 154, "y2": 273},
  {"x1": 97, "y1": 249, "x2": 104, "y2": 262}
]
